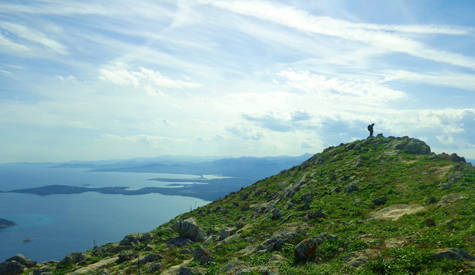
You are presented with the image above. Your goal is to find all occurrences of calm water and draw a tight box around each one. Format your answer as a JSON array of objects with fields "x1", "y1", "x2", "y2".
[{"x1": 0, "y1": 164, "x2": 210, "y2": 263}]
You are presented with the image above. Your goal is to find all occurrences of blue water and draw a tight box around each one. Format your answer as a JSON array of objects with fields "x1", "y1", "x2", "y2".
[{"x1": 0, "y1": 164, "x2": 210, "y2": 263}]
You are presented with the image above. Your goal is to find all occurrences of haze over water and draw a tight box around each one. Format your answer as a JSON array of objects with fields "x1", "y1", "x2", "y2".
[{"x1": 0, "y1": 164, "x2": 209, "y2": 262}]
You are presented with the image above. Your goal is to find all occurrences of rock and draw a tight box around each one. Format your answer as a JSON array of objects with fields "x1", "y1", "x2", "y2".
[
  {"x1": 57, "y1": 252, "x2": 86, "y2": 268},
  {"x1": 371, "y1": 197, "x2": 388, "y2": 205},
  {"x1": 240, "y1": 206, "x2": 250, "y2": 211},
  {"x1": 218, "y1": 261, "x2": 251, "y2": 274},
  {"x1": 138, "y1": 252, "x2": 163, "y2": 265},
  {"x1": 193, "y1": 245, "x2": 213, "y2": 265},
  {"x1": 255, "y1": 199, "x2": 280, "y2": 214},
  {"x1": 294, "y1": 236, "x2": 324, "y2": 261},
  {"x1": 425, "y1": 217, "x2": 436, "y2": 227},
  {"x1": 271, "y1": 208, "x2": 284, "y2": 220},
  {"x1": 432, "y1": 248, "x2": 475, "y2": 261},
  {"x1": 33, "y1": 266, "x2": 53, "y2": 275},
  {"x1": 344, "y1": 249, "x2": 380, "y2": 268},
  {"x1": 331, "y1": 187, "x2": 341, "y2": 193},
  {"x1": 177, "y1": 266, "x2": 204, "y2": 275},
  {"x1": 436, "y1": 194, "x2": 466, "y2": 208},
  {"x1": 0, "y1": 261, "x2": 24, "y2": 275},
  {"x1": 426, "y1": 197, "x2": 437, "y2": 204},
  {"x1": 306, "y1": 209, "x2": 326, "y2": 220},
  {"x1": 6, "y1": 254, "x2": 36, "y2": 268},
  {"x1": 404, "y1": 140, "x2": 431, "y2": 155},
  {"x1": 449, "y1": 153, "x2": 466, "y2": 163},
  {"x1": 119, "y1": 233, "x2": 142, "y2": 247},
  {"x1": 354, "y1": 144, "x2": 362, "y2": 151},
  {"x1": 345, "y1": 182, "x2": 359, "y2": 194},
  {"x1": 172, "y1": 218, "x2": 206, "y2": 242},
  {"x1": 368, "y1": 204, "x2": 425, "y2": 221},
  {"x1": 219, "y1": 227, "x2": 237, "y2": 241},
  {"x1": 148, "y1": 263, "x2": 161, "y2": 273},
  {"x1": 117, "y1": 251, "x2": 138, "y2": 263},
  {"x1": 255, "y1": 225, "x2": 307, "y2": 254},
  {"x1": 268, "y1": 254, "x2": 287, "y2": 265},
  {"x1": 168, "y1": 236, "x2": 193, "y2": 247},
  {"x1": 296, "y1": 203, "x2": 310, "y2": 211}
]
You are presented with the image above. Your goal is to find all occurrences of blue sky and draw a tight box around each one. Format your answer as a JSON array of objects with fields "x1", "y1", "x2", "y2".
[{"x1": 1, "y1": 0, "x2": 475, "y2": 163}]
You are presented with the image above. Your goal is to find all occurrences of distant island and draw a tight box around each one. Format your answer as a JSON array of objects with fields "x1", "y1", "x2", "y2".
[{"x1": 0, "y1": 218, "x2": 16, "y2": 229}]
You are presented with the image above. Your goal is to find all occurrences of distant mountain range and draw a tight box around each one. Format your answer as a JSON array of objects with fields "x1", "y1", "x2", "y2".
[
  {"x1": 53, "y1": 154, "x2": 314, "y2": 180},
  {"x1": 3, "y1": 154, "x2": 314, "y2": 201}
]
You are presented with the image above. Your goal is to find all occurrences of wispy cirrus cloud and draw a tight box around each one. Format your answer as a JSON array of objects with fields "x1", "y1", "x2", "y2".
[
  {"x1": 211, "y1": 1, "x2": 475, "y2": 70},
  {"x1": 99, "y1": 62, "x2": 202, "y2": 95}
]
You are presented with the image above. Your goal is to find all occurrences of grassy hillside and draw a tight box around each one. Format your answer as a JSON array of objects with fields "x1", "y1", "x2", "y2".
[{"x1": 3, "y1": 135, "x2": 475, "y2": 275}]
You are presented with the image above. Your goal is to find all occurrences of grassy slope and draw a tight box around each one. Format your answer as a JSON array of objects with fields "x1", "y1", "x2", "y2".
[{"x1": 20, "y1": 136, "x2": 475, "y2": 274}]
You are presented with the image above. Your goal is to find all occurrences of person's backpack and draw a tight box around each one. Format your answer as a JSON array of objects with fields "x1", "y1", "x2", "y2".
[{"x1": 367, "y1": 125, "x2": 371, "y2": 131}]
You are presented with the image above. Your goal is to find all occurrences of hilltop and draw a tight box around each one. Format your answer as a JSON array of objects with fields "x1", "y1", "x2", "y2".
[{"x1": 2, "y1": 135, "x2": 475, "y2": 274}]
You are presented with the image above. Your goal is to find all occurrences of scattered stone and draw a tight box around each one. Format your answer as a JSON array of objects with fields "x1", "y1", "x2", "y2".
[
  {"x1": 218, "y1": 261, "x2": 251, "y2": 274},
  {"x1": 172, "y1": 218, "x2": 206, "y2": 242},
  {"x1": 426, "y1": 197, "x2": 437, "y2": 204},
  {"x1": 345, "y1": 182, "x2": 359, "y2": 194},
  {"x1": 436, "y1": 194, "x2": 466, "y2": 208},
  {"x1": 296, "y1": 203, "x2": 310, "y2": 211},
  {"x1": 371, "y1": 197, "x2": 388, "y2": 205},
  {"x1": 271, "y1": 208, "x2": 284, "y2": 220},
  {"x1": 193, "y1": 245, "x2": 213, "y2": 265},
  {"x1": 306, "y1": 209, "x2": 326, "y2": 220},
  {"x1": 33, "y1": 266, "x2": 53, "y2": 275},
  {"x1": 425, "y1": 217, "x2": 436, "y2": 227},
  {"x1": 6, "y1": 254, "x2": 36, "y2": 268},
  {"x1": 432, "y1": 248, "x2": 475, "y2": 261},
  {"x1": 344, "y1": 249, "x2": 380, "y2": 268}
]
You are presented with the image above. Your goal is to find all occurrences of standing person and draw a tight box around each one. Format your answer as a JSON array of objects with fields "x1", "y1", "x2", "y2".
[{"x1": 367, "y1": 123, "x2": 375, "y2": 137}]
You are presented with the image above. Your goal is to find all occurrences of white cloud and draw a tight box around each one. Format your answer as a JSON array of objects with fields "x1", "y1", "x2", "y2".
[
  {"x1": 99, "y1": 62, "x2": 202, "y2": 92},
  {"x1": 277, "y1": 69, "x2": 406, "y2": 104},
  {"x1": 211, "y1": 1, "x2": 475, "y2": 70},
  {"x1": 0, "y1": 22, "x2": 67, "y2": 54},
  {"x1": 382, "y1": 70, "x2": 475, "y2": 91},
  {"x1": 0, "y1": 34, "x2": 30, "y2": 51}
]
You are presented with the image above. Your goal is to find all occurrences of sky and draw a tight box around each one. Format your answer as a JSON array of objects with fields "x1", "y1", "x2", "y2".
[{"x1": 1, "y1": 0, "x2": 475, "y2": 163}]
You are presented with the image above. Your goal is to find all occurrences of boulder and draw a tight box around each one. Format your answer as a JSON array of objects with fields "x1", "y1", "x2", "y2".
[
  {"x1": 345, "y1": 182, "x2": 359, "y2": 194},
  {"x1": 255, "y1": 226, "x2": 307, "y2": 254},
  {"x1": 57, "y1": 252, "x2": 86, "y2": 268},
  {"x1": 271, "y1": 208, "x2": 284, "y2": 220},
  {"x1": 193, "y1": 245, "x2": 213, "y2": 265},
  {"x1": 371, "y1": 197, "x2": 388, "y2": 205},
  {"x1": 6, "y1": 254, "x2": 36, "y2": 268},
  {"x1": 219, "y1": 227, "x2": 237, "y2": 241},
  {"x1": 138, "y1": 252, "x2": 163, "y2": 265},
  {"x1": 172, "y1": 218, "x2": 206, "y2": 242},
  {"x1": 306, "y1": 209, "x2": 326, "y2": 220},
  {"x1": 0, "y1": 261, "x2": 24, "y2": 275},
  {"x1": 294, "y1": 236, "x2": 324, "y2": 261},
  {"x1": 432, "y1": 248, "x2": 475, "y2": 261},
  {"x1": 218, "y1": 261, "x2": 250, "y2": 274},
  {"x1": 33, "y1": 266, "x2": 53, "y2": 275},
  {"x1": 117, "y1": 251, "x2": 138, "y2": 263},
  {"x1": 404, "y1": 140, "x2": 431, "y2": 155}
]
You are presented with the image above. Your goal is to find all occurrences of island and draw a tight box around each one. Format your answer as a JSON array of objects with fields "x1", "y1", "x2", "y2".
[
  {"x1": 0, "y1": 218, "x2": 16, "y2": 229},
  {"x1": 22, "y1": 238, "x2": 34, "y2": 242}
]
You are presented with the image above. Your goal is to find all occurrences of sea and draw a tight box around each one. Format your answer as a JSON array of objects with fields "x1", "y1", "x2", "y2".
[{"x1": 0, "y1": 163, "x2": 211, "y2": 263}]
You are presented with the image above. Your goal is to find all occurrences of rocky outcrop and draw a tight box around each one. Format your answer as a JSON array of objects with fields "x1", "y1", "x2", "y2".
[
  {"x1": 193, "y1": 245, "x2": 213, "y2": 265},
  {"x1": 344, "y1": 249, "x2": 380, "y2": 268},
  {"x1": 367, "y1": 204, "x2": 425, "y2": 221},
  {"x1": 432, "y1": 248, "x2": 475, "y2": 261},
  {"x1": 57, "y1": 252, "x2": 87, "y2": 268},
  {"x1": 172, "y1": 218, "x2": 206, "y2": 242}
]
